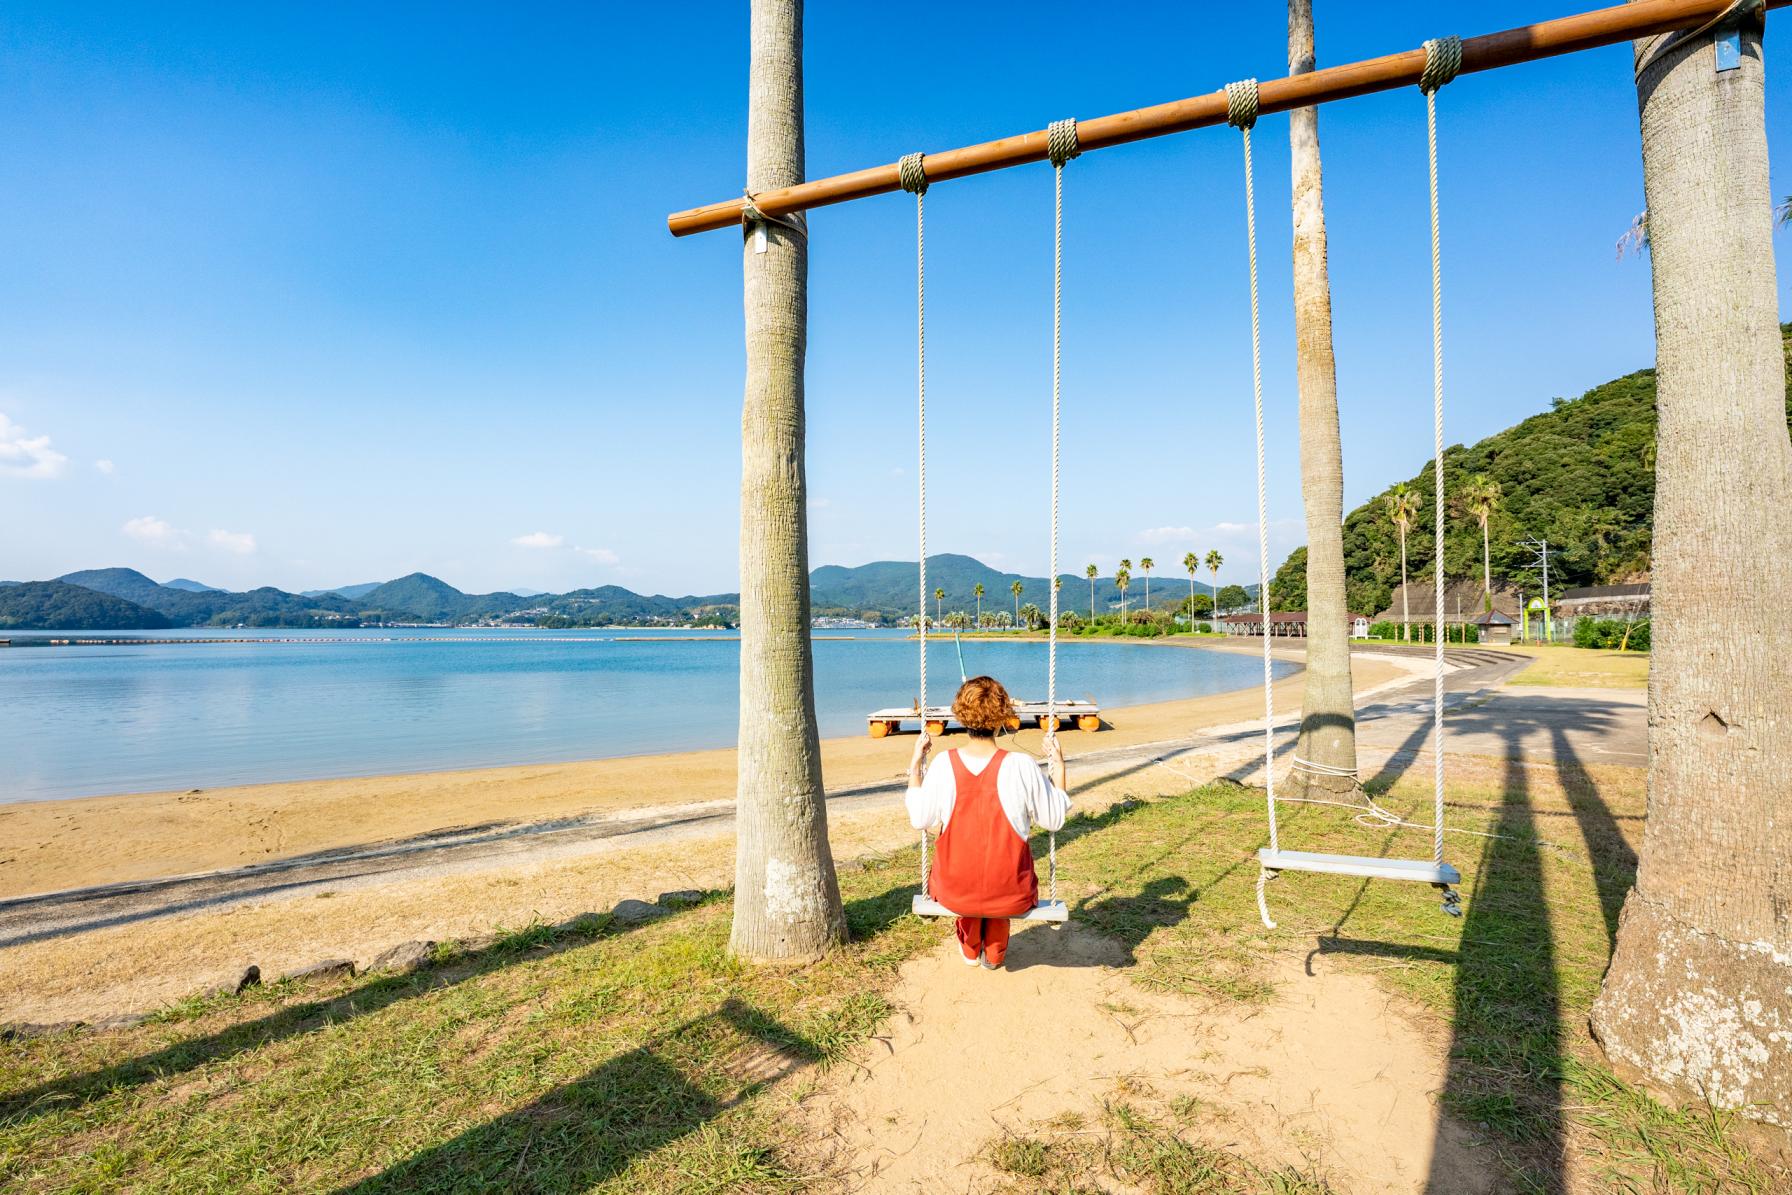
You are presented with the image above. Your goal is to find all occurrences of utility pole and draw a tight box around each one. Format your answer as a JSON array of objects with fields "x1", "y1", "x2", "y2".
[{"x1": 1519, "y1": 537, "x2": 1555, "y2": 642}]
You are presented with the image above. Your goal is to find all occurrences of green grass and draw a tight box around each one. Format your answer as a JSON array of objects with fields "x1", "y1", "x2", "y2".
[
  {"x1": 1, "y1": 757, "x2": 1782, "y2": 1192},
  {"x1": 1504, "y1": 643, "x2": 1648, "y2": 689}
]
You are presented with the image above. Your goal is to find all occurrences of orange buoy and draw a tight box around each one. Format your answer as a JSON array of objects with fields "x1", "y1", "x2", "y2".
[
  {"x1": 925, "y1": 719, "x2": 946, "y2": 736},
  {"x1": 869, "y1": 720, "x2": 892, "y2": 738},
  {"x1": 1078, "y1": 714, "x2": 1101, "y2": 732},
  {"x1": 1040, "y1": 714, "x2": 1061, "y2": 733},
  {"x1": 1005, "y1": 714, "x2": 1022, "y2": 731}
]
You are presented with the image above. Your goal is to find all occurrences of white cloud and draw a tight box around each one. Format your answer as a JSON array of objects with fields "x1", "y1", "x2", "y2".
[
  {"x1": 1136, "y1": 525, "x2": 1197, "y2": 545},
  {"x1": 94, "y1": 459, "x2": 116, "y2": 476},
  {"x1": 122, "y1": 515, "x2": 185, "y2": 549},
  {"x1": 511, "y1": 531, "x2": 565, "y2": 549},
  {"x1": 208, "y1": 529, "x2": 257, "y2": 555},
  {"x1": 575, "y1": 546, "x2": 620, "y2": 566},
  {"x1": 0, "y1": 413, "x2": 69, "y2": 480}
]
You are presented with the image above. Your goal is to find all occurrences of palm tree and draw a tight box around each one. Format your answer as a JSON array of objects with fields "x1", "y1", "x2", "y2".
[
  {"x1": 1139, "y1": 557, "x2": 1154, "y2": 612},
  {"x1": 1009, "y1": 579, "x2": 1023, "y2": 629},
  {"x1": 1183, "y1": 551, "x2": 1198, "y2": 630},
  {"x1": 1085, "y1": 563, "x2": 1098, "y2": 622},
  {"x1": 1592, "y1": 22, "x2": 1792, "y2": 1122},
  {"x1": 1115, "y1": 567, "x2": 1131, "y2": 626},
  {"x1": 1457, "y1": 473, "x2": 1502, "y2": 604},
  {"x1": 972, "y1": 582, "x2": 984, "y2": 629},
  {"x1": 730, "y1": 0, "x2": 845, "y2": 962},
  {"x1": 1205, "y1": 550, "x2": 1223, "y2": 625},
  {"x1": 1383, "y1": 482, "x2": 1420, "y2": 641},
  {"x1": 1019, "y1": 602, "x2": 1042, "y2": 631},
  {"x1": 933, "y1": 586, "x2": 944, "y2": 629},
  {"x1": 1286, "y1": 0, "x2": 1359, "y2": 795}
]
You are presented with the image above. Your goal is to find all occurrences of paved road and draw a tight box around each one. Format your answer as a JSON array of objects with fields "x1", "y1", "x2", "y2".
[{"x1": 0, "y1": 648, "x2": 1644, "y2": 948}]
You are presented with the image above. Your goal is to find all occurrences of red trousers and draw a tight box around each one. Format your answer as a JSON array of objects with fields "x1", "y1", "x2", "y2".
[{"x1": 956, "y1": 916, "x2": 1011, "y2": 965}]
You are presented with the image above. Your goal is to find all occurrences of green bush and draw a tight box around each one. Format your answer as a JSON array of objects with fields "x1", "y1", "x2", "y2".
[{"x1": 1572, "y1": 618, "x2": 1650, "y2": 651}]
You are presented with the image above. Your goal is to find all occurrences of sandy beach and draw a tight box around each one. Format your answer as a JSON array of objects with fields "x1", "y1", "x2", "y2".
[{"x1": 0, "y1": 642, "x2": 1421, "y2": 1021}]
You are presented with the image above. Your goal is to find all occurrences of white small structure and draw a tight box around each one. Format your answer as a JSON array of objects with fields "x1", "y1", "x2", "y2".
[{"x1": 1352, "y1": 615, "x2": 1370, "y2": 638}]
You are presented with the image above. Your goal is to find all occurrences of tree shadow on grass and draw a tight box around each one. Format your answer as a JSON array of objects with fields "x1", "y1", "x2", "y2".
[
  {"x1": 0, "y1": 904, "x2": 715, "y2": 1129},
  {"x1": 331, "y1": 997, "x2": 816, "y2": 1193}
]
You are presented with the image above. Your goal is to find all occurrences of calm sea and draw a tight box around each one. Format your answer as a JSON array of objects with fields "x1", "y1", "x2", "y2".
[{"x1": 0, "y1": 629, "x2": 1291, "y2": 803}]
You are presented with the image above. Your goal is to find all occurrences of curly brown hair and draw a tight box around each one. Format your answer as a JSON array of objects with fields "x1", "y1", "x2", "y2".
[{"x1": 952, "y1": 675, "x2": 1014, "y2": 735}]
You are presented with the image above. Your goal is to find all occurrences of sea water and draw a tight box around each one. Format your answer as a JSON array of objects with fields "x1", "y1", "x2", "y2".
[{"x1": 0, "y1": 628, "x2": 1291, "y2": 802}]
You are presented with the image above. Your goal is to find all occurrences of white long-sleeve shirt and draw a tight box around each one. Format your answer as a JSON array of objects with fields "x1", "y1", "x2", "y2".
[{"x1": 905, "y1": 748, "x2": 1072, "y2": 841}]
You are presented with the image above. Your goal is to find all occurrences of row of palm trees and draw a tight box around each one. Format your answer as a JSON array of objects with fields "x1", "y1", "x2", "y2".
[
  {"x1": 1381, "y1": 473, "x2": 1503, "y2": 640},
  {"x1": 922, "y1": 549, "x2": 1233, "y2": 634}
]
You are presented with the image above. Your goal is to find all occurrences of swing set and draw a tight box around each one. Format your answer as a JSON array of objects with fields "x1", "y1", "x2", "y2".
[{"x1": 667, "y1": 0, "x2": 1783, "y2": 930}]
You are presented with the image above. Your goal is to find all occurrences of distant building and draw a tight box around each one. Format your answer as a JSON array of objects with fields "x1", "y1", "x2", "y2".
[
  {"x1": 1556, "y1": 582, "x2": 1650, "y2": 619},
  {"x1": 1470, "y1": 609, "x2": 1517, "y2": 645},
  {"x1": 1374, "y1": 580, "x2": 1522, "y2": 627},
  {"x1": 1219, "y1": 611, "x2": 1369, "y2": 639}
]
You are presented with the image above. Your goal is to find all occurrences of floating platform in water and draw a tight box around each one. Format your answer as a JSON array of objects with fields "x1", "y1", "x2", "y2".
[{"x1": 865, "y1": 698, "x2": 1102, "y2": 738}]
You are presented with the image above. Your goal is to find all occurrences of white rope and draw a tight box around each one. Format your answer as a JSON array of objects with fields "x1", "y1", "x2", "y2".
[
  {"x1": 1044, "y1": 119, "x2": 1078, "y2": 907},
  {"x1": 1226, "y1": 80, "x2": 1276, "y2": 858},
  {"x1": 1420, "y1": 41, "x2": 1454, "y2": 869},
  {"x1": 901, "y1": 153, "x2": 930, "y2": 898}
]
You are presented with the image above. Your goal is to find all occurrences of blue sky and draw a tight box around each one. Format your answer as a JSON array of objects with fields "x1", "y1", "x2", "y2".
[{"x1": 2, "y1": 2, "x2": 1787, "y2": 596}]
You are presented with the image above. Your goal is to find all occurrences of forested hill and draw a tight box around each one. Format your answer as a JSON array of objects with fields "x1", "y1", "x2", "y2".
[{"x1": 1269, "y1": 322, "x2": 1792, "y2": 617}]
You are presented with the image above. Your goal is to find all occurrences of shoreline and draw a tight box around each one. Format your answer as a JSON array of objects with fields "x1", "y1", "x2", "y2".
[
  {"x1": 0, "y1": 645, "x2": 1444, "y2": 1021},
  {"x1": 0, "y1": 638, "x2": 1350, "y2": 901}
]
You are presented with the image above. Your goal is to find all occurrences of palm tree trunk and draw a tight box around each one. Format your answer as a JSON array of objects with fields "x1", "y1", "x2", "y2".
[
  {"x1": 1399, "y1": 528, "x2": 1409, "y2": 641},
  {"x1": 1590, "y1": 16, "x2": 1792, "y2": 1126},
  {"x1": 1286, "y1": 0, "x2": 1357, "y2": 795},
  {"x1": 1481, "y1": 518, "x2": 1491, "y2": 601},
  {"x1": 730, "y1": 0, "x2": 845, "y2": 962}
]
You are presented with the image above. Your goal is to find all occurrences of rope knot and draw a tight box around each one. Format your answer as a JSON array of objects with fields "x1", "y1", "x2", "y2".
[
  {"x1": 1047, "y1": 119, "x2": 1080, "y2": 168},
  {"x1": 898, "y1": 152, "x2": 928, "y2": 196},
  {"x1": 1224, "y1": 79, "x2": 1259, "y2": 130},
  {"x1": 740, "y1": 194, "x2": 808, "y2": 240},
  {"x1": 1420, "y1": 36, "x2": 1462, "y2": 94}
]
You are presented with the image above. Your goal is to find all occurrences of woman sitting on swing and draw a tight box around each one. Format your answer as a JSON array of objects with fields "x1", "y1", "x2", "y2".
[{"x1": 905, "y1": 675, "x2": 1071, "y2": 970}]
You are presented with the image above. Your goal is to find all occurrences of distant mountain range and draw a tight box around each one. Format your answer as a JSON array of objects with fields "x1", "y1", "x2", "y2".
[{"x1": 0, "y1": 555, "x2": 1247, "y2": 632}]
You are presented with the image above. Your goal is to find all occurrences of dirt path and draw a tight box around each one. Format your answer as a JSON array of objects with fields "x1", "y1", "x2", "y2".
[{"x1": 810, "y1": 924, "x2": 1495, "y2": 1193}]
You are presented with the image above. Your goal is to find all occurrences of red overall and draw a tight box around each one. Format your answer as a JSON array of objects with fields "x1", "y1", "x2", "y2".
[{"x1": 929, "y1": 749, "x2": 1038, "y2": 965}]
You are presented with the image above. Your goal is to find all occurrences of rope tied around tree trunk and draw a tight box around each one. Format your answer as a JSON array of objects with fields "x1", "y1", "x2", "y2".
[{"x1": 739, "y1": 193, "x2": 808, "y2": 240}]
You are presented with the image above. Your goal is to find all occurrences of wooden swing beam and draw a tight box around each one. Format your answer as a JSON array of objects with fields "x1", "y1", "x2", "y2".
[{"x1": 667, "y1": 0, "x2": 1783, "y2": 238}]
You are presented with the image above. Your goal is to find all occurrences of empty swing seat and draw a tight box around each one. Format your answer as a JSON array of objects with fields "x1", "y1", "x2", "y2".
[
  {"x1": 1258, "y1": 848, "x2": 1459, "y2": 886},
  {"x1": 911, "y1": 895, "x2": 1070, "y2": 922}
]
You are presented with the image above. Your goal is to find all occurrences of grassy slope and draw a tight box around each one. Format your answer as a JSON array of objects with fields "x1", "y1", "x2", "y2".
[{"x1": 2, "y1": 762, "x2": 1779, "y2": 1192}]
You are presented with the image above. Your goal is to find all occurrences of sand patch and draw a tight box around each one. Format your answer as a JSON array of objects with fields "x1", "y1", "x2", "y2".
[{"x1": 807, "y1": 923, "x2": 1494, "y2": 1193}]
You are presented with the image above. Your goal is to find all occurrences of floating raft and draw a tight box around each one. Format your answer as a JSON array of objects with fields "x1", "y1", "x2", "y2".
[{"x1": 866, "y1": 698, "x2": 1101, "y2": 738}]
